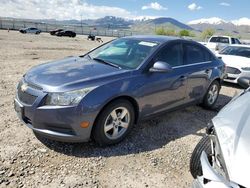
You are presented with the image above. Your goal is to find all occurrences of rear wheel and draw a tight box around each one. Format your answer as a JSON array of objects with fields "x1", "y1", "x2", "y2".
[
  {"x1": 202, "y1": 80, "x2": 220, "y2": 109},
  {"x1": 92, "y1": 99, "x2": 135, "y2": 146},
  {"x1": 190, "y1": 136, "x2": 212, "y2": 178}
]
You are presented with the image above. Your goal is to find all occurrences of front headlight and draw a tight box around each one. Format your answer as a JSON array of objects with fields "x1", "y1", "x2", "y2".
[
  {"x1": 45, "y1": 86, "x2": 97, "y2": 106},
  {"x1": 241, "y1": 67, "x2": 250, "y2": 71}
]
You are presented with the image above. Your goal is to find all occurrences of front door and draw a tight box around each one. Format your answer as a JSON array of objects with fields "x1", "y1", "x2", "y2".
[{"x1": 138, "y1": 42, "x2": 189, "y2": 117}]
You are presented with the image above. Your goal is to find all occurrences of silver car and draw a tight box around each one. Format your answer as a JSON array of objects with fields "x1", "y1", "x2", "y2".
[
  {"x1": 19, "y1": 27, "x2": 41, "y2": 34},
  {"x1": 190, "y1": 77, "x2": 250, "y2": 188}
]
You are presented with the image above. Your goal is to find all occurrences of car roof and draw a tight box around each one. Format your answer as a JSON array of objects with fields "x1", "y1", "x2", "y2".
[
  {"x1": 210, "y1": 35, "x2": 232, "y2": 38},
  {"x1": 229, "y1": 44, "x2": 250, "y2": 48},
  {"x1": 123, "y1": 35, "x2": 182, "y2": 44}
]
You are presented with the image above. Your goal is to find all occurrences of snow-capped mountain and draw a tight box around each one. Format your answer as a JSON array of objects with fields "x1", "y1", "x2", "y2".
[
  {"x1": 188, "y1": 17, "x2": 250, "y2": 26},
  {"x1": 231, "y1": 17, "x2": 250, "y2": 26},
  {"x1": 188, "y1": 17, "x2": 228, "y2": 25}
]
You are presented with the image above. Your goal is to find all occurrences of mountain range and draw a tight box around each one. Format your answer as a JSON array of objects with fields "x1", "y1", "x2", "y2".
[
  {"x1": 188, "y1": 17, "x2": 250, "y2": 37},
  {"x1": 2, "y1": 16, "x2": 250, "y2": 38}
]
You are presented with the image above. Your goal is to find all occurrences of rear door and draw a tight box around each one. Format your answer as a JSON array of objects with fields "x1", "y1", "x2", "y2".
[{"x1": 183, "y1": 42, "x2": 215, "y2": 101}]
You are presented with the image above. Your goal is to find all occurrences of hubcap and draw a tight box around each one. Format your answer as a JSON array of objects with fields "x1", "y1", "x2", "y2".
[
  {"x1": 207, "y1": 84, "x2": 218, "y2": 105},
  {"x1": 104, "y1": 107, "x2": 130, "y2": 140}
]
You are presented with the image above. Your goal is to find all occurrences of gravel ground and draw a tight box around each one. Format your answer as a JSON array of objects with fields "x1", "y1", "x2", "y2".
[{"x1": 0, "y1": 30, "x2": 242, "y2": 188}]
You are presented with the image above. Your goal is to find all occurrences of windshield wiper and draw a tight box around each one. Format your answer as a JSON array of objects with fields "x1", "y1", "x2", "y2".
[{"x1": 93, "y1": 58, "x2": 121, "y2": 69}]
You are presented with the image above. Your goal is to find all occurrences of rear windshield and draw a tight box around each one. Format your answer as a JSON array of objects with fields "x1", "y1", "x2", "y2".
[
  {"x1": 210, "y1": 37, "x2": 229, "y2": 44},
  {"x1": 219, "y1": 46, "x2": 250, "y2": 58}
]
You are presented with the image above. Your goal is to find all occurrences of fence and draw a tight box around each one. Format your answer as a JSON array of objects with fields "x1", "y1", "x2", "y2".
[{"x1": 0, "y1": 18, "x2": 134, "y2": 37}]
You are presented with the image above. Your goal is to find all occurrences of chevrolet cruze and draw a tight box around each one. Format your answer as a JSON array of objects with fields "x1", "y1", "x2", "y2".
[{"x1": 14, "y1": 36, "x2": 225, "y2": 146}]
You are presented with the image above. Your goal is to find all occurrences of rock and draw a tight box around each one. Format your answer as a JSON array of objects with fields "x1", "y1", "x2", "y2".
[
  {"x1": 0, "y1": 170, "x2": 5, "y2": 175},
  {"x1": 8, "y1": 171, "x2": 14, "y2": 177},
  {"x1": 37, "y1": 148, "x2": 47, "y2": 153}
]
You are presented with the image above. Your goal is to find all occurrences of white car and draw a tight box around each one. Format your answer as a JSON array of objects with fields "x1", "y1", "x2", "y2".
[
  {"x1": 218, "y1": 45, "x2": 250, "y2": 84},
  {"x1": 19, "y1": 27, "x2": 41, "y2": 34},
  {"x1": 203, "y1": 36, "x2": 241, "y2": 54},
  {"x1": 190, "y1": 77, "x2": 250, "y2": 188}
]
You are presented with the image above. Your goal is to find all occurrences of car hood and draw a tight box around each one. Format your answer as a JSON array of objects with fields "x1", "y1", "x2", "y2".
[
  {"x1": 24, "y1": 56, "x2": 130, "y2": 92},
  {"x1": 212, "y1": 90, "x2": 250, "y2": 187},
  {"x1": 220, "y1": 54, "x2": 250, "y2": 69}
]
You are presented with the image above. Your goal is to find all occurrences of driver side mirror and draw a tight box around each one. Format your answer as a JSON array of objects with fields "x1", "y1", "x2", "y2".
[
  {"x1": 149, "y1": 61, "x2": 173, "y2": 73},
  {"x1": 238, "y1": 77, "x2": 250, "y2": 89}
]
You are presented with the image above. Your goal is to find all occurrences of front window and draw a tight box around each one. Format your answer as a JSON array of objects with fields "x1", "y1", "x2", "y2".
[
  {"x1": 219, "y1": 46, "x2": 250, "y2": 58},
  {"x1": 87, "y1": 38, "x2": 159, "y2": 69}
]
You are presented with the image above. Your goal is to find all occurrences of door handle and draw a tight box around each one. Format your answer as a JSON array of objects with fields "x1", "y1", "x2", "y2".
[
  {"x1": 205, "y1": 69, "x2": 211, "y2": 74},
  {"x1": 180, "y1": 75, "x2": 188, "y2": 81}
]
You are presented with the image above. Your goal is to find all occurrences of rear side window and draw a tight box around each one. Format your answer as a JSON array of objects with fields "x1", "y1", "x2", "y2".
[
  {"x1": 210, "y1": 37, "x2": 229, "y2": 44},
  {"x1": 184, "y1": 43, "x2": 213, "y2": 65},
  {"x1": 155, "y1": 43, "x2": 183, "y2": 67}
]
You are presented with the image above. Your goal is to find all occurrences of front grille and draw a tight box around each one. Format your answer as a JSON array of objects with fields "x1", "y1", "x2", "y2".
[
  {"x1": 226, "y1": 66, "x2": 241, "y2": 74},
  {"x1": 17, "y1": 88, "x2": 37, "y2": 105},
  {"x1": 45, "y1": 124, "x2": 75, "y2": 135},
  {"x1": 226, "y1": 77, "x2": 236, "y2": 80},
  {"x1": 17, "y1": 80, "x2": 38, "y2": 105}
]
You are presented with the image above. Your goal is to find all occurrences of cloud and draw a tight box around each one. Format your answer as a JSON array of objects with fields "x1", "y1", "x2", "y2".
[
  {"x1": 220, "y1": 2, "x2": 231, "y2": 6},
  {"x1": 0, "y1": 0, "x2": 133, "y2": 20},
  {"x1": 188, "y1": 3, "x2": 202, "y2": 11},
  {"x1": 142, "y1": 2, "x2": 167, "y2": 11}
]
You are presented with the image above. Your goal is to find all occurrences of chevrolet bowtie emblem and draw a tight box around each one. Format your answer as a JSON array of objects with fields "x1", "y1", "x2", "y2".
[{"x1": 21, "y1": 83, "x2": 28, "y2": 92}]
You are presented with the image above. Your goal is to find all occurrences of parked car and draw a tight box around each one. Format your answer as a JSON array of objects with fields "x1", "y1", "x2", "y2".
[
  {"x1": 50, "y1": 29, "x2": 63, "y2": 35},
  {"x1": 203, "y1": 36, "x2": 241, "y2": 54},
  {"x1": 19, "y1": 27, "x2": 41, "y2": 34},
  {"x1": 218, "y1": 45, "x2": 250, "y2": 84},
  {"x1": 56, "y1": 30, "x2": 76, "y2": 37},
  {"x1": 190, "y1": 77, "x2": 250, "y2": 188},
  {"x1": 14, "y1": 36, "x2": 225, "y2": 146}
]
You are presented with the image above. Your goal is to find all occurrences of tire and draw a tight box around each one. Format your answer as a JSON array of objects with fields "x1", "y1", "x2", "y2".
[
  {"x1": 202, "y1": 80, "x2": 220, "y2": 109},
  {"x1": 92, "y1": 99, "x2": 135, "y2": 146},
  {"x1": 190, "y1": 136, "x2": 212, "y2": 178}
]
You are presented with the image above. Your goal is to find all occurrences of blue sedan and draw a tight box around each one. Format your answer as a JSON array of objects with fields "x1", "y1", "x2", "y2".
[{"x1": 14, "y1": 35, "x2": 225, "y2": 146}]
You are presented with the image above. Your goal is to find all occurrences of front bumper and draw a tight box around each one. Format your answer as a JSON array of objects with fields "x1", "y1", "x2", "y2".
[
  {"x1": 224, "y1": 71, "x2": 250, "y2": 84},
  {"x1": 192, "y1": 177, "x2": 230, "y2": 188},
  {"x1": 192, "y1": 152, "x2": 240, "y2": 188},
  {"x1": 14, "y1": 81, "x2": 98, "y2": 142}
]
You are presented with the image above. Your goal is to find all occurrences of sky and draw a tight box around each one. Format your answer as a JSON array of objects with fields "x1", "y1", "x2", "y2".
[{"x1": 0, "y1": 0, "x2": 249, "y2": 23}]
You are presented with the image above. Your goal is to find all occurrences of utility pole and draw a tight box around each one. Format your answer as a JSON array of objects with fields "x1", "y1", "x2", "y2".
[
  {"x1": 0, "y1": 17, "x2": 2, "y2": 29},
  {"x1": 81, "y1": 14, "x2": 83, "y2": 35}
]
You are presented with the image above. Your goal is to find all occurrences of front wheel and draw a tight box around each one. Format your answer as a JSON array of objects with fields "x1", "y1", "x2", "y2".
[
  {"x1": 190, "y1": 136, "x2": 212, "y2": 178},
  {"x1": 92, "y1": 99, "x2": 135, "y2": 146},
  {"x1": 202, "y1": 80, "x2": 220, "y2": 109}
]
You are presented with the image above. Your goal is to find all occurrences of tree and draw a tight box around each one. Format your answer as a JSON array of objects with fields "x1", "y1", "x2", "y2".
[
  {"x1": 155, "y1": 27, "x2": 177, "y2": 36},
  {"x1": 201, "y1": 29, "x2": 215, "y2": 40},
  {"x1": 155, "y1": 27, "x2": 166, "y2": 35},
  {"x1": 164, "y1": 29, "x2": 177, "y2": 36},
  {"x1": 179, "y1": 30, "x2": 190, "y2": 37}
]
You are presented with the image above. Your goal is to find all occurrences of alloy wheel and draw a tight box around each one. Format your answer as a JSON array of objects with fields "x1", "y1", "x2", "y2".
[
  {"x1": 207, "y1": 84, "x2": 219, "y2": 105},
  {"x1": 104, "y1": 107, "x2": 130, "y2": 140}
]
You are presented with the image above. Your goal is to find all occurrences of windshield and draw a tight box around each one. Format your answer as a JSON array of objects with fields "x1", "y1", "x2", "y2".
[
  {"x1": 87, "y1": 38, "x2": 159, "y2": 69},
  {"x1": 219, "y1": 46, "x2": 250, "y2": 58},
  {"x1": 210, "y1": 37, "x2": 229, "y2": 44}
]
